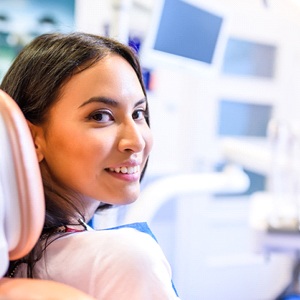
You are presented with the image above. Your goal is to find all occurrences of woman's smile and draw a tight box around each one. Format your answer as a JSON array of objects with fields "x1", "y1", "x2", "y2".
[
  {"x1": 108, "y1": 165, "x2": 140, "y2": 175},
  {"x1": 106, "y1": 166, "x2": 141, "y2": 182}
]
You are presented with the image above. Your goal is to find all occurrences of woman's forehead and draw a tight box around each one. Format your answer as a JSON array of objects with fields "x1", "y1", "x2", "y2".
[{"x1": 49, "y1": 56, "x2": 145, "y2": 113}]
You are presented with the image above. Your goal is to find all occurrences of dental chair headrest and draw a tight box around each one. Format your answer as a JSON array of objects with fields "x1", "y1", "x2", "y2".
[{"x1": 0, "y1": 89, "x2": 45, "y2": 277}]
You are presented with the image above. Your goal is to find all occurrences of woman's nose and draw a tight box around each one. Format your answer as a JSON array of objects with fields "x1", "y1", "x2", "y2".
[{"x1": 118, "y1": 120, "x2": 146, "y2": 153}]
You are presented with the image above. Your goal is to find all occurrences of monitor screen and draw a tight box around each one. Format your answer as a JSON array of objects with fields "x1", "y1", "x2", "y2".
[
  {"x1": 222, "y1": 37, "x2": 277, "y2": 78},
  {"x1": 140, "y1": 0, "x2": 226, "y2": 72},
  {"x1": 218, "y1": 99, "x2": 273, "y2": 137}
]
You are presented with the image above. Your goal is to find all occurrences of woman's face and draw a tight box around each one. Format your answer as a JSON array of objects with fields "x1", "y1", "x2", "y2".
[{"x1": 35, "y1": 54, "x2": 153, "y2": 212}]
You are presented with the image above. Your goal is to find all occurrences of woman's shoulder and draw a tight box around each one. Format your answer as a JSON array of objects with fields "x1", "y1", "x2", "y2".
[
  {"x1": 45, "y1": 226, "x2": 170, "y2": 270},
  {"x1": 33, "y1": 226, "x2": 179, "y2": 299},
  {"x1": 54, "y1": 225, "x2": 157, "y2": 251}
]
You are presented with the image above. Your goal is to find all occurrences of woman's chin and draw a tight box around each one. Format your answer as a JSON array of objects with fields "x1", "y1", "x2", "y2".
[{"x1": 96, "y1": 194, "x2": 140, "y2": 206}]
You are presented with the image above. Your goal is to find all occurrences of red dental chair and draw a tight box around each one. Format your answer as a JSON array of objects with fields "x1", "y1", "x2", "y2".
[{"x1": 0, "y1": 90, "x2": 94, "y2": 299}]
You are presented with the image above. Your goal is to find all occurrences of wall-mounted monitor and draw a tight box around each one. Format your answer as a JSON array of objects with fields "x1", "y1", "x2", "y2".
[
  {"x1": 217, "y1": 99, "x2": 273, "y2": 137},
  {"x1": 222, "y1": 37, "x2": 277, "y2": 78},
  {"x1": 140, "y1": 0, "x2": 227, "y2": 73}
]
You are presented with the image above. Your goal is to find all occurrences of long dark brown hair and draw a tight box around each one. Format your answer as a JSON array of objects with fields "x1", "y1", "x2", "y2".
[{"x1": 1, "y1": 32, "x2": 150, "y2": 277}]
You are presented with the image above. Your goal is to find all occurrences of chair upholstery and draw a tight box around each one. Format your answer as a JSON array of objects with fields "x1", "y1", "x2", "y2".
[
  {"x1": 0, "y1": 89, "x2": 45, "y2": 275},
  {"x1": 0, "y1": 90, "x2": 94, "y2": 299}
]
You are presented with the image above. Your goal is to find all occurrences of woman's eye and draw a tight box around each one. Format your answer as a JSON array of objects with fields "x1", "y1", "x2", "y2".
[
  {"x1": 89, "y1": 111, "x2": 113, "y2": 123},
  {"x1": 132, "y1": 109, "x2": 146, "y2": 121}
]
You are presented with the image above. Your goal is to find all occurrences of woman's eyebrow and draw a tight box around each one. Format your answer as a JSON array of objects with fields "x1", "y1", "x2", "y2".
[
  {"x1": 78, "y1": 96, "x2": 118, "y2": 108},
  {"x1": 134, "y1": 97, "x2": 147, "y2": 107},
  {"x1": 78, "y1": 96, "x2": 147, "y2": 109}
]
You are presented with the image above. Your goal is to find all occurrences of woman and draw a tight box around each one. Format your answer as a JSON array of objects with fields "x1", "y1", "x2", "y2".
[{"x1": 1, "y1": 32, "x2": 179, "y2": 299}]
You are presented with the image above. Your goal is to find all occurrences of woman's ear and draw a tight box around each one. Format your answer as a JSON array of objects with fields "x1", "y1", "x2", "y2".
[{"x1": 26, "y1": 121, "x2": 45, "y2": 163}]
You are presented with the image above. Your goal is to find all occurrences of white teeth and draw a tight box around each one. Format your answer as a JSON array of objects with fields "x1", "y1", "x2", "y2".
[
  {"x1": 109, "y1": 165, "x2": 139, "y2": 174},
  {"x1": 121, "y1": 167, "x2": 127, "y2": 174}
]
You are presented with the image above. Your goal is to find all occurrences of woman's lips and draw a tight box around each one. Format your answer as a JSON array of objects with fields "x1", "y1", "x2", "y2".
[
  {"x1": 108, "y1": 165, "x2": 140, "y2": 174},
  {"x1": 105, "y1": 165, "x2": 141, "y2": 182}
]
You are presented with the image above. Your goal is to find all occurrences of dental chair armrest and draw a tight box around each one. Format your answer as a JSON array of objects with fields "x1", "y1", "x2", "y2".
[{"x1": 0, "y1": 278, "x2": 95, "y2": 300}]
